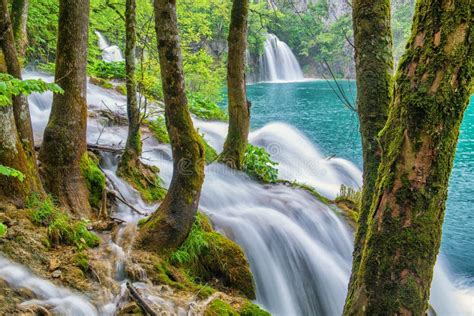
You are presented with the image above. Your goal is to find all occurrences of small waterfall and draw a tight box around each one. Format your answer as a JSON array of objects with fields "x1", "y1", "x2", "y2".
[
  {"x1": 258, "y1": 34, "x2": 304, "y2": 82},
  {"x1": 95, "y1": 31, "x2": 124, "y2": 63}
]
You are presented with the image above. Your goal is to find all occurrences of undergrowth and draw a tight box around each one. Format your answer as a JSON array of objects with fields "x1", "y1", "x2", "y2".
[
  {"x1": 27, "y1": 194, "x2": 100, "y2": 250},
  {"x1": 0, "y1": 222, "x2": 6, "y2": 238},
  {"x1": 80, "y1": 153, "x2": 106, "y2": 209},
  {"x1": 243, "y1": 144, "x2": 279, "y2": 183},
  {"x1": 188, "y1": 93, "x2": 227, "y2": 121}
]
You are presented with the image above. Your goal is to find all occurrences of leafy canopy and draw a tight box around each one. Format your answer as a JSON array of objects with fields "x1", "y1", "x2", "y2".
[{"x1": 0, "y1": 74, "x2": 63, "y2": 106}]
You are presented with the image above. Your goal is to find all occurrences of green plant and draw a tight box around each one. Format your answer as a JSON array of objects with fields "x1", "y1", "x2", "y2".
[
  {"x1": 170, "y1": 213, "x2": 209, "y2": 265},
  {"x1": 243, "y1": 144, "x2": 279, "y2": 183},
  {"x1": 188, "y1": 93, "x2": 227, "y2": 121},
  {"x1": 0, "y1": 165, "x2": 25, "y2": 181},
  {"x1": 0, "y1": 223, "x2": 7, "y2": 238},
  {"x1": 80, "y1": 153, "x2": 106, "y2": 209},
  {"x1": 336, "y1": 184, "x2": 361, "y2": 205},
  {"x1": 149, "y1": 116, "x2": 170, "y2": 144},
  {"x1": 89, "y1": 60, "x2": 126, "y2": 79},
  {"x1": 74, "y1": 252, "x2": 90, "y2": 272},
  {"x1": 0, "y1": 74, "x2": 63, "y2": 106}
]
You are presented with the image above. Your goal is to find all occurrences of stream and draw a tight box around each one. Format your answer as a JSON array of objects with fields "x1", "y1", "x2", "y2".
[{"x1": 0, "y1": 72, "x2": 472, "y2": 315}]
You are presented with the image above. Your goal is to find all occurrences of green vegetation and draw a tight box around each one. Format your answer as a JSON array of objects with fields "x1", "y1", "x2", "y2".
[
  {"x1": 240, "y1": 302, "x2": 271, "y2": 316},
  {"x1": 80, "y1": 153, "x2": 106, "y2": 209},
  {"x1": 149, "y1": 116, "x2": 170, "y2": 144},
  {"x1": 188, "y1": 93, "x2": 228, "y2": 121},
  {"x1": 118, "y1": 163, "x2": 167, "y2": 203},
  {"x1": 89, "y1": 60, "x2": 126, "y2": 79},
  {"x1": 27, "y1": 195, "x2": 100, "y2": 249},
  {"x1": 0, "y1": 165, "x2": 24, "y2": 181},
  {"x1": 243, "y1": 144, "x2": 279, "y2": 183},
  {"x1": 73, "y1": 252, "x2": 90, "y2": 272},
  {"x1": 0, "y1": 223, "x2": 6, "y2": 238},
  {"x1": 205, "y1": 299, "x2": 239, "y2": 316}
]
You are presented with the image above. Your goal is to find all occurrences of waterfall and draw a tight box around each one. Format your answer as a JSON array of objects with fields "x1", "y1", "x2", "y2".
[
  {"x1": 3, "y1": 71, "x2": 473, "y2": 315},
  {"x1": 258, "y1": 34, "x2": 305, "y2": 82},
  {"x1": 95, "y1": 31, "x2": 124, "y2": 63}
]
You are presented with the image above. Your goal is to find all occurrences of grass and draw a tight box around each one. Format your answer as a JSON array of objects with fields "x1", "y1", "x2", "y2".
[{"x1": 27, "y1": 194, "x2": 100, "y2": 250}]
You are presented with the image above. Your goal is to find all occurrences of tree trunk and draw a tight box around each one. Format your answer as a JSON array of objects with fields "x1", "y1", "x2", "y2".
[
  {"x1": 0, "y1": 0, "x2": 44, "y2": 195},
  {"x1": 344, "y1": 0, "x2": 393, "y2": 307},
  {"x1": 38, "y1": 0, "x2": 91, "y2": 217},
  {"x1": 220, "y1": 0, "x2": 250, "y2": 170},
  {"x1": 138, "y1": 0, "x2": 205, "y2": 252},
  {"x1": 0, "y1": 104, "x2": 35, "y2": 206},
  {"x1": 11, "y1": 0, "x2": 29, "y2": 59},
  {"x1": 344, "y1": 0, "x2": 473, "y2": 314},
  {"x1": 118, "y1": 0, "x2": 142, "y2": 173}
]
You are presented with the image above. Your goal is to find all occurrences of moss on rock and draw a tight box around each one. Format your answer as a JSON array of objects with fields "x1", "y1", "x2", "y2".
[
  {"x1": 239, "y1": 302, "x2": 271, "y2": 316},
  {"x1": 80, "y1": 152, "x2": 106, "y2": 209},
  {"x1": 205, "y1": 299, "x2": 239, "y2": 316}
]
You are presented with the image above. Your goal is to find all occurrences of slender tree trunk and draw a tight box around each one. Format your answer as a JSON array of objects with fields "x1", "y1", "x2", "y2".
[
  {"x1": 344, "y1": 0, "x2": 473, "y2": 314},
  {"x1": 118, "y1": 0, "x2": 142, "y2": 173},
  {"x1": 138, "y1": 0, "x2": 205, "y2": 252},
  {"x1": 0, "y1": 104, "x2": 35, "y2": 206},
  {"x1": 38, "y1": 0, "x2": 91, "y2": 216},
  {"x1": 11, "y1": 0, "x2": 29, "y2": 59},
  {"x1": 0, "y1": 0, "x2": 44, "y2": 195},
  {"x1": 220, "y1": 0, "x2": 250, "y2": 170},
  {"x1": 344, "y1": 0, "x2": 393, "y2": 306}
]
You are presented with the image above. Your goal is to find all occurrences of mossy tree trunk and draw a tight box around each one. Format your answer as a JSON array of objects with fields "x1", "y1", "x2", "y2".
[
  {"x1": 38, "y1": 0, "x2": 91, "y2": 217},
  {"x1": 345, "y1": 0, "x2": 393, "y2": 304},
  {"x1": 0, "y1": 0, "x2": 44, "y2": 195},
  {"x1": 118, "y1": 0, "x2": 142, "y2": 173},
  {"x1": 138, "y1": 0, "x2": 205, "y2": 252},
  {"x1": 344, "y1": 0, "x2": 473, "y2": 314},
  {"x1": 11, "y1": 0, "x2": 29, "y2": 60},
  {"x1": 220, "y1": 0, "x2": 250, "y2": 170}
]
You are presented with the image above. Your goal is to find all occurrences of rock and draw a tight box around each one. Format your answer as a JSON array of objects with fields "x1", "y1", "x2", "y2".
[
  {"x1": 118, "y1": 302, "x2": 142, "y2": 315},
  {"x1": 49, "y1": 258, "x2": 61, "y2": 271},
  {"x1": 51, "y1": 270, "x2": 62, "y2": 279}
]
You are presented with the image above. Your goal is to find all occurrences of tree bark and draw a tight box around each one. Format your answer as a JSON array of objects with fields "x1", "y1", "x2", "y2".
[
  {"x1": 0, "y1": 0, "x2": 44, "y2": 195},
  {"x1": 220, "y1": 0, "x2": 250, "y2": 170},
  {"x1": 344, "y1": 0, "x2": 393, "y2": 308},
  {"x1": 138, "y1": 0, "x2": 205, "y2": 252},
  {"x1": 118, "y1": 0, "x2": 142, "y2": 173},
  {"x1": 38, "y1": 0, "x2": 91, "y2": 216},
  {"x1": 11, "y1": 0, "x2": 29, "y2": 59},
  {"x1": 344, "y1": 0, "x2": 473, "y2": 314}
]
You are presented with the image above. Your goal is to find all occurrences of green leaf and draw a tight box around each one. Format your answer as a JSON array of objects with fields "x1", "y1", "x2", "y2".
[{"x1": 0, "y1": 165, "x2": 25, "y2": 181}]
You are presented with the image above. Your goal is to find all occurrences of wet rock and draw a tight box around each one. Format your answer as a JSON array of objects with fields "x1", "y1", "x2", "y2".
[
  {"x1": 118, "y1": 302, "x2": 143, "y2": 315},
  {"x1": 51, "y1": 269, "x2": 62, "y2": 279}
]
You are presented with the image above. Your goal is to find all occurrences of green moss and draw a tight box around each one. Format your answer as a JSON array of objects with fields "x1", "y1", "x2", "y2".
[
  {"x1": 149, "y1": 116, "x2": 170, "y2": 144},
  {"x1": 279, "y1": 180, "x2": 332, "y2": 205},
  {"x1": 204, "y1": 299, "x2": 238, "y2": 316},
  {"x1": 0, "y1": 222, "x2": 6, "y2": 237},
  {"x1": 200, "y1": 134, "x2": 218, "y2": 164},
  {"x1": 80, "y1": 152, "x2": 106, "y2": 209},
  {"x1": 169, "y1": 212, "x2": 256, "y2": 299},
  {"x1": 239, "y1": 302, "x2": 271, "y2": 316},
  {"x1": 27, "y1": 195, "x2": 100, "y2": 250},
  {"x1": 117, "y1": 162, "x2": 167, "y2": 203},
  {"x1": 89, "y1": 76, "x2": 114, "y2": 89},
  {"x1": 74, "y1": 252, "x2": 90, "y2": 272}
]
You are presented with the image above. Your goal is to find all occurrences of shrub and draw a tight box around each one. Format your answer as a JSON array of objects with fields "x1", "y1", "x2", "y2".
[
  {"x1": 89, "y1": 60, "x2": 126, "y2": 79},
  {"x1": 188, "y1": 93, "x2": 227, "y2": 121},
  {"x1": 243, "y1": 144, "x2": 279, "y2": 183}
]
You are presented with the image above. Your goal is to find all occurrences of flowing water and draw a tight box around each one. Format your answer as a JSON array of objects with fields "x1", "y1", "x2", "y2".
[
  {"x1": 95, "y1": 31, "x2": 124, "y2": 63},
  {"x1": 1, "y1": 72, "x2": 473, "y2": 315},
  {"x1": 257, "y1": 34, "x2": 305, "y2": 83}
]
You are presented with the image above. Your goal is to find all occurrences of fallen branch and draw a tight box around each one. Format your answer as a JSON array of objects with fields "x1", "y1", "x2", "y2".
[
  {"x1": 127, "y1": 282, "x2": 158, "y2": 316},
  {"x1": 107, "y1": 189, "x2": 146, "y2": 216},
  {"x1": 35, "y1": 143, "x2": 124, "y2": 154}
]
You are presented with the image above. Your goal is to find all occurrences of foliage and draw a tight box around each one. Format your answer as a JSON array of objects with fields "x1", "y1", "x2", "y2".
[
  {"x1": 0, "y1": 223, "x2": 6, "y2": 238},
  {"x1": 89, "y1": 60, "x2": 126, "y2": 79},
  {"x1": 188, "y1": 93, "x2": 228, "y2": 121},
  {"x1": 118, "y1": 162, "x2": 167, "y2": 203},
  {"x1": 243, "y1": 144, "x2": 279, "y2": 183},
  {"x1": 200, "y1": 134, "x2": 218, "y2": 164},
  {"x1": 149, "y1": 116, "x2": 170, "y2": 144},
  {"x1": 80, "y1": 153, "x2": 106, "y2": 209},
  {"x1": 204, "y1": 299, "x2": 238, "y2": 316},
  {"x1": 336, "y1": 184, "x2": 361, "y2": 205},
  {"x1": 0, "y1": 74, "x2": 63, "y2": 106},
  {"x1": 0, "y1": 165, "x2": 25, "y2": 181},
  {"x1": 240, "y1": 302, "x2": 271, "y2": 316},
  {"x1": 27, "y1": 194, "x2": 100, "y2": 249},
  {"x1": 170, "y1": 212, "x2": 209, "y2": 265}
]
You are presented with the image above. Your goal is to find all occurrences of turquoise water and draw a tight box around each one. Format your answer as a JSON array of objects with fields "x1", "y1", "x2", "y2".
[{"x1": 238, "y1": 80, "x2": 473, "y2": 280}]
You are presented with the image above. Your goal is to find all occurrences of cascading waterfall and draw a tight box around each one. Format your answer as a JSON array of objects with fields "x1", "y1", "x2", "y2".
[
  {"x1": 2, "y1": 71, "x2": 473, "y2": 315},
  {"x1": 258, "y1": 34, "x2": 305, "y2": 82},
  {"x1": 95, "y1": 31, "x2": 124, "y2": 63}
]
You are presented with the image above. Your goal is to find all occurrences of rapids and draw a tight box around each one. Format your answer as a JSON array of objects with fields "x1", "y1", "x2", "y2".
[{"x1": 0, "y1": 71, "x2": 473, "y2": 315}]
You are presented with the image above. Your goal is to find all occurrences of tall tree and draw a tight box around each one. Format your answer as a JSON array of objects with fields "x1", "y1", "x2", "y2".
[
  {"x1": 138, "y1": 0, "x2": 205, "y2": 252},
  {"x1": 11, "y1": 0, "x2": 29, "y2": 59},
  {"x1": 118, "y1": 0, "x2": 142, "y2": 173},
  {"x1": 39, "y1": 0, "x2": 91, "y2": 216},
  {"x1": 344, "y1": 0, "x2": 473, "y2": 314},
  {"x1": 344, "y1": 0, "x2": 393, "y2": 303},
  {"x1": 220, "y1": 0, "x2": 250, "y2": 170},
  {"x1": 0, "y1": 0, "x2": 44, "y2": 195}
]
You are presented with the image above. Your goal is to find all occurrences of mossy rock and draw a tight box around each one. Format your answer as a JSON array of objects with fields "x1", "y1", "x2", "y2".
[
  {"x1": 80, "y1": 152, "x2": 106, "y2": 209},
  {"x1": 170, "y1": 213, "x2": 256, "y2": 299},
  {"x1": 117, "y1": 161, "x2": 167, "y2": 203},
  {"x1": 89, "y1": 76, "x2": 114, "y2": 89},
  {"x1": 205, "y1": 299, "x2": 239, "y2": 316},
  {"x1": 239, "y1": 302, "x2": 271, "y2": 316}
]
